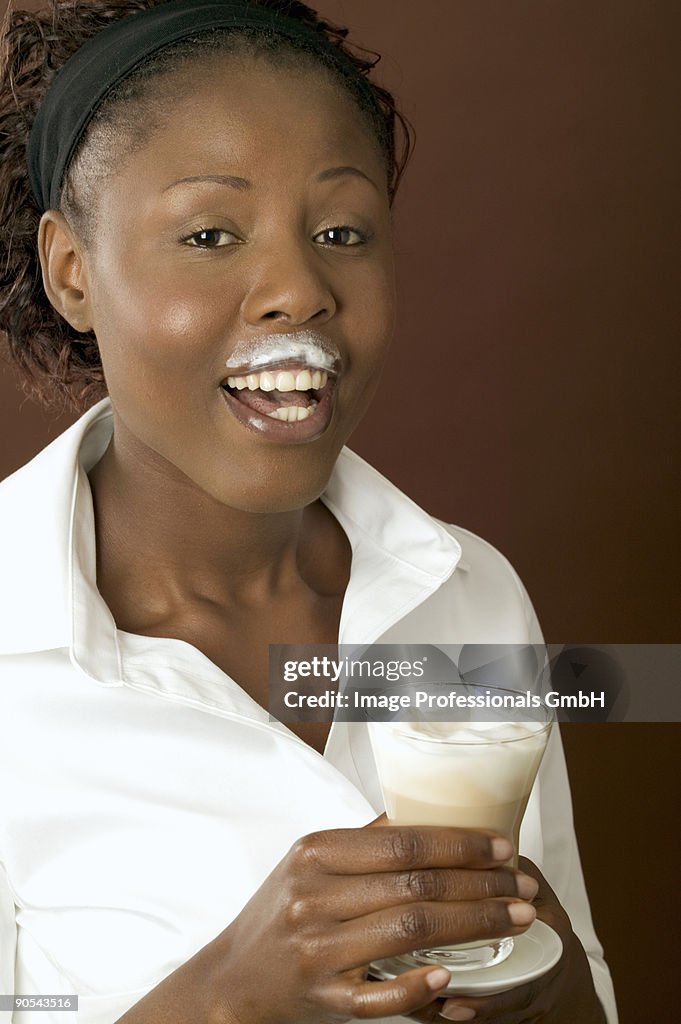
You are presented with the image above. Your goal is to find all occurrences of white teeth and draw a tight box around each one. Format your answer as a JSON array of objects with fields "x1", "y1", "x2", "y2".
[
  {"x1": 226, "y1": 368, "x2": 330, "y2": 393},
  {"x1": 224, "y1": 367, "x2": 326, "y2": 426},
  {"x1": 276, "y1": 371, "x2": 296, "y2": 392},
  {"x1": 266, "y1": 402, "x2": 318, "y2": 422}
]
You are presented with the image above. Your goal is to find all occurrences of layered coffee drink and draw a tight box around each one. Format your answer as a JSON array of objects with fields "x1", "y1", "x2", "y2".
[
  {"x1": 372, "y1": 720, "x2": 550, "y2": 857},
  {"x1": 368, "y1": 708, "x2": 553, "y2": 971}
]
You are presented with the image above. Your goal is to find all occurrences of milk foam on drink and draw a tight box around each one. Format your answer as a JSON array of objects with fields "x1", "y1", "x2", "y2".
[{"x1": 371, "y1": 720, "x2": 551, "y2": 846}]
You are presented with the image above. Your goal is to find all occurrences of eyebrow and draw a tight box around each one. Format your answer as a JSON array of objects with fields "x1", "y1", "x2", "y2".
[
  {"x1": 162, "y1": 166, "x2": 380, "y2": 193},
  {"x1": 316, "y1": 166, "x2": 380, "y2": 191},
  {"x1": 162, "y1": 173, "x2": 250, "y2": 193}
]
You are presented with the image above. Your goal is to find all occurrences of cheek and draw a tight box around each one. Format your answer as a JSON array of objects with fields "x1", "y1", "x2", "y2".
[
  {"x1": 349, "y1": 260, "x2": 396, "y2": 373},
  {"x1": 92, "y1": 272, "x2": 226, "y2": 404},
  {"x1": 155, "y1": 299, "x2": 208, "y2": 342}
]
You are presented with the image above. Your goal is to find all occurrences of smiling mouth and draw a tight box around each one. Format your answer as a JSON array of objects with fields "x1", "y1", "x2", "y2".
[{"x1": 221, "y1": 365, "x2": 331, "y2": 423}]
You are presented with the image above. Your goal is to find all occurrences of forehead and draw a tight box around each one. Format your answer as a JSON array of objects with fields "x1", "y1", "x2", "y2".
[{"x1": 123, "y1": 55, "x2": 385, "y2": 183}]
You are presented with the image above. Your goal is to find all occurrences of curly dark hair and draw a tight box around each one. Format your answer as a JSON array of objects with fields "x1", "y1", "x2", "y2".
[{"x1": 0, "y1": 0, "x2": 414, "y2": 413}]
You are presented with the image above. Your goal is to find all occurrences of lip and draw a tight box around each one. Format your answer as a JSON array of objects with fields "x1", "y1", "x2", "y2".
[{"x1": 220, "y1": 374, "x2": 337, "y2": 443}]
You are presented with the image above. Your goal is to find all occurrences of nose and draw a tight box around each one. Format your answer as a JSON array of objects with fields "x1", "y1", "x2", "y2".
[{"x1": 240, "y1": 236, "x2": 337, "y2": 327}]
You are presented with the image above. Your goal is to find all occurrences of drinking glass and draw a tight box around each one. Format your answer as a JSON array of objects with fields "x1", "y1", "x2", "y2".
[{"x1": 367, "y1": 683, "x2": 553, "y2": 973}]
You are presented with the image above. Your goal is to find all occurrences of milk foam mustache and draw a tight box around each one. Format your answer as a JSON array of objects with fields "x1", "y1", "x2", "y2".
[
  {"x1": 221, "y1": 330, "x2": 341, "y2": 434},
  {"x1": 225, "y1": 330, "x2": 340, "y2": 374}
]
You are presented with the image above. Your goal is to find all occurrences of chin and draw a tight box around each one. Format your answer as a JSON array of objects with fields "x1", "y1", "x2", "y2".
[
  {"x1": 191, "y1": 460, "x2": 331, "y2": 515},
  {"x1": 222, "y1": 481, "x2": 329, "y2": 515}
]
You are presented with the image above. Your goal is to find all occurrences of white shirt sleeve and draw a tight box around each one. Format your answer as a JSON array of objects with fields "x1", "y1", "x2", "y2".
[
  {"x1": 0, "y1": 861, "x2": 16, "y2": 1019},
  {"x1": 516, "y1": 573, "x2": 619, "y2": 1023},
  {"x1": 537, "y1": 728, "x2": 618, "y2": 1023}
]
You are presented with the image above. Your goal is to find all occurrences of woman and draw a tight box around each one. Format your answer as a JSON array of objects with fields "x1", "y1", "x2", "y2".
[{"x1": 0, "y1": 1, "x2": 616, "y2": 1021}]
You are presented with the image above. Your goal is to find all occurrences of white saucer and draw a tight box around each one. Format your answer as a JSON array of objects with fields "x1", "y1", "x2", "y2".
[{"x1": 369, "y1": 919, "x2": 563, "y2": 997}]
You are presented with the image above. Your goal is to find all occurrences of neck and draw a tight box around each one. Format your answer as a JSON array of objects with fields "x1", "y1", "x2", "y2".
[{"x1": 87, "y1": 421, "x2": 345, "y2": 630}]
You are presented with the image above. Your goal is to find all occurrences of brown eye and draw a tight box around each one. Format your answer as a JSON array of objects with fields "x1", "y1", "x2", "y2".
[
  {"x1": 185, "y1": 228, "x2": 236, "y2": 248},
  {"x1": 315, "y1": 226, "x2": 366, "y2": 246}
]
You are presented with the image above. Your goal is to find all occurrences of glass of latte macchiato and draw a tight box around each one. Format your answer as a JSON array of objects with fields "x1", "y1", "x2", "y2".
[{"x1": 368, "y1": 684, "x2": 554, "y2": 973}]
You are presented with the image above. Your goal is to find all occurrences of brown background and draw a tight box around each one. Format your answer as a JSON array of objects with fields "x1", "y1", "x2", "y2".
[{"x1": 2, "y1": 1, "x2": 680, "y2": 1019}]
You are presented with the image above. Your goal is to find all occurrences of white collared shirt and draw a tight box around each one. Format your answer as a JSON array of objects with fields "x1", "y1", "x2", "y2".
[{"x1": 0, "y1": 400, "x2": 617, "y2": 1023}]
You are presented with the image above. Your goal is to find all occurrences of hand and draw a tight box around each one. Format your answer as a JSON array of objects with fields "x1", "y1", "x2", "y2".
[
  {"x1": 427, "y1": 857, "x2": 607, "y2": 1024},
  {"x1": 195, "y1": 826, "x2": 540, "y2": 1024}
]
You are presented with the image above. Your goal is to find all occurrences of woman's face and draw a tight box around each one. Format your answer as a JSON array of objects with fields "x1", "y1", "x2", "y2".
[{"x1": 80, "y1": 57, "x2": 395, "y2": 513}]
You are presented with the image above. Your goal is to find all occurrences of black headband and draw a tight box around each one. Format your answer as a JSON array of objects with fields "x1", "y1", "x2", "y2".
[{"x1": 27, "y1": 0, "x2": 381, "y2": 212}]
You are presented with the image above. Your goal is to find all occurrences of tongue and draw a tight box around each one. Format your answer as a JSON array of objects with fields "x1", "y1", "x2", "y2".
[{"x1": 228, "y1": 387, "x2": 314, "y2": 414}]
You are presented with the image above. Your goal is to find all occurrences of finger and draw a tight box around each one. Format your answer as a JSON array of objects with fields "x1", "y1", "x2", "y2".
[
  {"x1": 288, "y1": 826, "x2": 514, "y2": 876},
  {"x1": 440, "y1": 1011, "x2": 544, "y2": 1024},
  {"x1": 337, "y1": 897, "x2": 536, "y2": 967},
  {"x1": 517, "y1": 857, "x2": 572, "y2": 937},
  {"x1": 436, "y1": 865, "x2": 567, "y2": 1022},
  {"x1": 318, "y1": 867, "x2": 538, "y2": 920},
  {"x1": 324, "y1": 965, "x2": 452, "y2": 1019},
  {"x1": 517, "y1": 857, "x2": 557, "y2": 906}
]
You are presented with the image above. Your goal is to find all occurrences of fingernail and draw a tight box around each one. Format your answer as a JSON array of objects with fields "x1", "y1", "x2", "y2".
[
  {"x1": 491, "y1": 836, "x2": 513, "y2": 861},
  {"x1": 426, "y1": 967, "x2": 452, "y2": 991},
  {"x1": 440, "y1": 1004, "x2": 476, "y2": 1021},
  {"x1": 516, "y1": 873, "x2": 540, "y2": 899},
  {"x1": 508, "y1": 900, "x2": 537, "y2": 926}
]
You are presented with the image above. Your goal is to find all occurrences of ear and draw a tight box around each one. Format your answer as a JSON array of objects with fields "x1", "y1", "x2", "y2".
[{"x1": 37, "y1": 211, "x2": 94, "y2": 333}]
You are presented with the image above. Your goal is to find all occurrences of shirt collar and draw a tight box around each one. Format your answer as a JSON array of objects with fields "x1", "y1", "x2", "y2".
[
  {"x1": 0, "y1": 400, "x2": 116, "y2": 671},
  {"x1": 0, "y1": 398, "x2": 462, "y2": 681}
]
